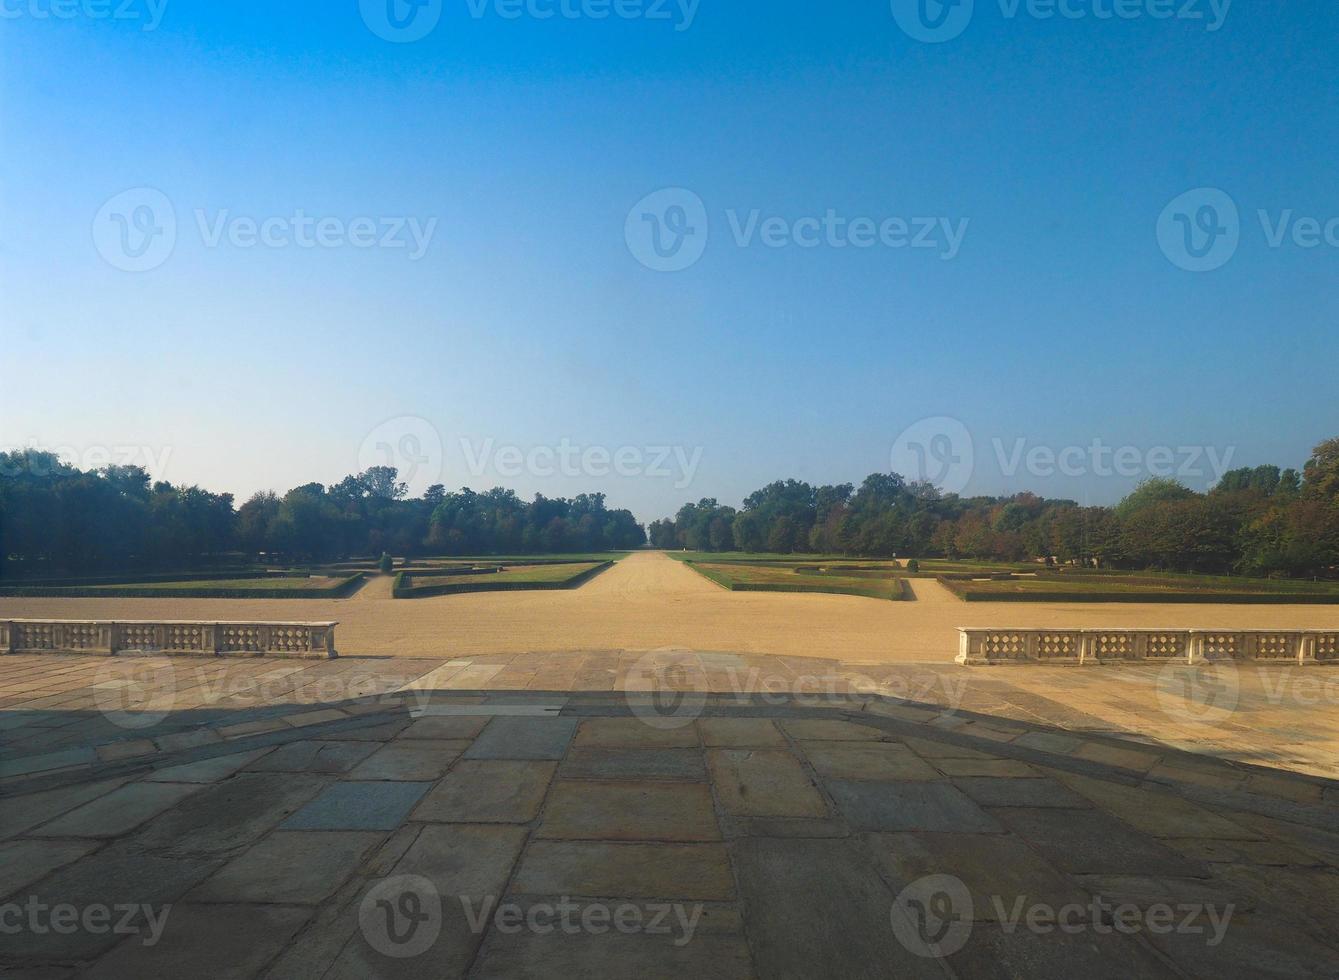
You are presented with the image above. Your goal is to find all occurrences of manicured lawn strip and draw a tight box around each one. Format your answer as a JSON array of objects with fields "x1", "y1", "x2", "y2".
[
  {"x1": 0, "y1": 573, "x2": 366, "y2": 599},
  {"x1": 687, "y1": 562, "x2": 909, "y2": 601},
  {"x1": 667, "y1": 551, "x2": 850, "y2": 564},
  {"x1": 393, "y1": 562, "x2": 612, "y2": 598},
  {"x1": 411, "y1": 553, "x2": 630, "y2": 566},
  {"x1": 940, "y1": 574, "x2": 1339, "y2": 603}
]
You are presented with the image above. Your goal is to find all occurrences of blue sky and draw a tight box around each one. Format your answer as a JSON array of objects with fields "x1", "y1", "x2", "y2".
[{"x1": 2, "y1": 0, "x2": 1336, "y2": 522}]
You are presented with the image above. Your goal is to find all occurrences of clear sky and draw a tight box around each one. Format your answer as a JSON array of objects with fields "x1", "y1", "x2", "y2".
[{"x1": 2, "y1": 0, "x2": 1336, "y2": 523}]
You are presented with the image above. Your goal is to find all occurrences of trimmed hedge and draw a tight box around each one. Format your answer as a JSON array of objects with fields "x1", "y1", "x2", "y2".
[
  {"x1": 0, "y1": 573, "x2": 366, "y2": 600},
  {"x1": 951, "y1": 588, "x2": 1339, "y2": 604},
  {"x1": 689, "y1": 563, "x2": 910, "y2": 601},
  {"x1": 938, "y1": 576, "x2": 1339, "y2": 604},
  {"x1": 393, "y1": 562, "x2": 613, "y2": 599}
]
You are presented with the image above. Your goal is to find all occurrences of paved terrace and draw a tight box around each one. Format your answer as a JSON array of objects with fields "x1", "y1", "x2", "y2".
[{"x1": 3, "y1": 653, "x2": 1339, "y2": 977}]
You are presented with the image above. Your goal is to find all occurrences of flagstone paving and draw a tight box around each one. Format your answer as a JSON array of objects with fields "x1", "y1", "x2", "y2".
[{"x1": 1, "y1": 656, "x2": 1338, "y2": 976}]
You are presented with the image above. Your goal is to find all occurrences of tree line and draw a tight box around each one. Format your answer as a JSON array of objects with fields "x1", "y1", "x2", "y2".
[
  {"x1": 0, "y1": 450, "x2": 645, "y2": 576},
  {"x1": 648, "y1": 438, "x2": 1339, "y2": 578}
]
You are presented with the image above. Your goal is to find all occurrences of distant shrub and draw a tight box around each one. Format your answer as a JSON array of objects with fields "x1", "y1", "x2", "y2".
[
  {"x1": 906, "y1": 559, "x2": 920, "y2": 573},
  {"x1": 379, "y1": 552, "x2": 394, "y2": 574}
]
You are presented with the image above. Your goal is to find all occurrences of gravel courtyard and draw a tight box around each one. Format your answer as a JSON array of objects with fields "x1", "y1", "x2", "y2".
[{"x1": 4, "y1": 552, "x2": 1339, "y2": 662}]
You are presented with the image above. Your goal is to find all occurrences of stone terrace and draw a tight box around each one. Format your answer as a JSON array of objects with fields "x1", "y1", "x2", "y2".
[{"x1": 2, "y1": 654, "x2": 1339, "y2": 977}]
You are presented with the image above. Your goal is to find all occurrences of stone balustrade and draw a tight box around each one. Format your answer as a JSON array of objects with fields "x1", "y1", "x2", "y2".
[
  {"x1": 0, "y1": 619, "x2": 338, "y2": 659},
  {"x1": 958, "y1": 627, "x2": 1339, "y2": 666}
]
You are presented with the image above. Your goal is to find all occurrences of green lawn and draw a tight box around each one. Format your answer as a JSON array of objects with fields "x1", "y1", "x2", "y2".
[
  {"x1": 942, "y1": 571, "x2": 1339, "y2": 603},
  {"x1": 688, "y1": 562, "x2": 909, "y2": 601},
  {"x1": 0, "y1": 574, "x2": 364, "y2": 599},
  {"x1": 411, "y1": 553, "x2": 630, "y2": 566},
  {"x1": 393, "y1": 561, "x2": 610, "y2": 598},
  {"x1": 666, "y1": 551, "x2": 851, "y2": 564},
  {"x1": 83, "y1": 576, "x2": 343, "y2": 591}
]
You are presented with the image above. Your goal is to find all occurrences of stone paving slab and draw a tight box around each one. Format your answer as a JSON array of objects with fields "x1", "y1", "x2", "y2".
[
  {"x1": 30, "y1": 782, "x2": 202, "y2": 838},
  {"x1": 3, "y1": 661, "x2": 1339, "y2": 977},
  {"x1": 706, "y1": 748, "x2": 828, "y2": 818},
  {"x1": 188, "y1": 831, "x2": 384, "y2": 904},
  {"x1": 991, "y1": 807, "x2": 1210, "y2": 878},
  {"x1": 732, "y1": 836, "x2": 945, "y2": 980},
  {"x1": 696, "y1": 717, "x2": 787, "y2": 747},
  {"x1": 346, "y1": 739, "x2": 469, "y2": 781},
  {"x1": 0, "y1": 837, "x2": 100, "y2": 899},
  {"x1": 82, "y1": 903, "x2": 312, "y2": 980},
  {"x1": 281, "y1": 781, "x2": 431, "y2": 831},
  {"x1": 131, "y1": 772, "x2": 332, "y2": 856},
  {"x1": 143, "y1": 747, "x2": 273, "y2": 783},
  {"x1": 513, "y1": 841, "x2": 736, "y2": 900},
  {"x1": 539, "y1": 780, "x2": 721, "y2": 841},
  {"x1": 797, "y1": 740, "x2": 940, "y2": 781},
  {"x1": 826, "y1": 779, "x2": 1004, "y2": 833},
  {"x1": 559, "y1": 747, "x2": 706, "y2": 781},
  {"x1": 463, "y1": 716, "x2": 577, "y2": 760},
  {"x1": 412, "y1": 760, "x2": 556, "y2": 823},
  {"x1": 868, "y1": 831, "x2": 1090, "y2": 923}
]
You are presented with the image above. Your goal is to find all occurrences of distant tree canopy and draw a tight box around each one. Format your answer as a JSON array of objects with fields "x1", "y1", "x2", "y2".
[
  {"x1": 0, "y1": 450, "x2": 645, "y2": 576},
  {"x1": 650, "y1": 439, "x2": 1339, "y2": 579}
]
